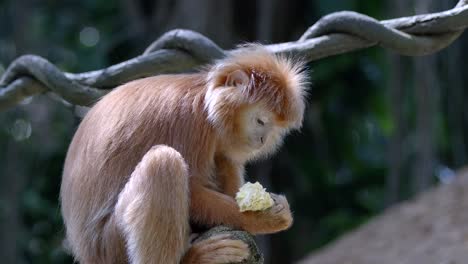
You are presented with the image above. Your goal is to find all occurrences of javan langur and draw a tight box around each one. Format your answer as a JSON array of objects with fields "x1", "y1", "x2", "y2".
[{"x1": 61, "y1": 45, "x2": 308, "y2": 263}]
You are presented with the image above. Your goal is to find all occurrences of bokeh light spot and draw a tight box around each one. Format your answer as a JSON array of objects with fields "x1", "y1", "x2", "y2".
[
  {"x1": 79, "y1": 27, "x2": 100, "y2": 47},
  {"x1": 437, "y1": 166, "x2": 456, "y2": 184},
  {"x1": 10, "y1": 119, "x2": 32, "y2": 141}
]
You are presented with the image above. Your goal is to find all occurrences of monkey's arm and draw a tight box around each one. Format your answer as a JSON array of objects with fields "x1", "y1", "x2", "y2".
[
  {"x1": 215, "y1": 155, "x2": 244, "y2": 197},
  {"x1": 189, "y1": 180, "x2": 292, "y2": 234}
]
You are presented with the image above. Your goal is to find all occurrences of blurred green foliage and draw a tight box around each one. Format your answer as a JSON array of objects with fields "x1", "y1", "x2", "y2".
[
  {"x1": 275, "y1": 49, "x2": 390, "y2": 257},
  {"x1": 0, "y1": 0, "x2": 464, "y2": 263}
]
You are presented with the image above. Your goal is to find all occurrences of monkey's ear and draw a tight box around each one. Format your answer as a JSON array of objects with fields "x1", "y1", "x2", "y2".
[{"x1": 225, "y1": 70, "x2": 250, "y2": 88}]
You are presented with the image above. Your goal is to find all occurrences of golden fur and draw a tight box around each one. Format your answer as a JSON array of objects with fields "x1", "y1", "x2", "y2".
[{"x1": 60, "y1": 46, "x2": 308, "y2": 263}]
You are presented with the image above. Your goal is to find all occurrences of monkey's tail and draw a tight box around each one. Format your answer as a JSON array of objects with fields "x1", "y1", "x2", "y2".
[{"x1": 115, "y1": 145, "x2": 190, "y2": 264}]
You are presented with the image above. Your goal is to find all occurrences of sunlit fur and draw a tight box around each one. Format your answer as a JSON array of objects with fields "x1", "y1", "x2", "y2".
[
  {"x1": 205, "y1": 46, "x2": 307, "y2": 160},
  {"x1": 60, "y1": 45, "x2": 308, "y2": 264}
]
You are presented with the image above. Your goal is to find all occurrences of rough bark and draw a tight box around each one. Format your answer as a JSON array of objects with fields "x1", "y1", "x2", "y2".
[{"x1": 298, "y1": 168, "x2": 468, "y2": 264}]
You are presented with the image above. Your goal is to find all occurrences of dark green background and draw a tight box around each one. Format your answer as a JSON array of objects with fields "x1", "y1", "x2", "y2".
[{"x1": 0, "y1": 0, "x2": 466, "y2": 263}]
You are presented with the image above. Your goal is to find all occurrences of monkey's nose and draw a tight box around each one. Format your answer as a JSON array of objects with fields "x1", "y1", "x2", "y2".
[{"x1": 260, "y1": 137, "x2": 264, "y2": 144}]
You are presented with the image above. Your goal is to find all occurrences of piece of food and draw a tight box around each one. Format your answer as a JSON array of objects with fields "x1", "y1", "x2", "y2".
[{"x1": 235, "y1": 182, "x2": 274, "y2": 212}]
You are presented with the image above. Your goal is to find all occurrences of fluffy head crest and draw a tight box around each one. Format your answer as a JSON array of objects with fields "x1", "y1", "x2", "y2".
[{"x1": 204, "y1": 45, "x2": 308, "y2": 131}]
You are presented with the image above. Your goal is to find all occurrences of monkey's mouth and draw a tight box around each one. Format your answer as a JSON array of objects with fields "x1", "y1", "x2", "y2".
[{"x1": 249, "y1": 136, "x2": 266, "y2": 150}]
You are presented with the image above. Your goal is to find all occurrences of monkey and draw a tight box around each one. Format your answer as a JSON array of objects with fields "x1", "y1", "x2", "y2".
[{"x1": 60, "y1": 45, "x2": 308, "y2": 264}]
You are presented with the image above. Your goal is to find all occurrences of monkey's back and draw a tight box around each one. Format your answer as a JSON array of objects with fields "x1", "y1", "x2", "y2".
[{"x1": 60, "y1": 74, "x2": 217, "y2": 260}]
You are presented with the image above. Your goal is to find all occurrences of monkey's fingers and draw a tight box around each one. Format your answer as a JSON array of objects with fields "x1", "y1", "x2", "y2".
[{"x1": 269, "y1": 193, "x2": 288, "y2": 213}]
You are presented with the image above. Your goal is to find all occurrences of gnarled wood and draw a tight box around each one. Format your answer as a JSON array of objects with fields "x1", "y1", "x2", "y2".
[{"x1": 1, "y1": 0, "x2": 468, "y2": 110}]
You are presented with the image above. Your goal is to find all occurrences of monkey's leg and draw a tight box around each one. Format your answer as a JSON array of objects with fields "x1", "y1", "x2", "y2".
[{"x1": 114, "y1": 145, "x2": 190, "y2": 264}]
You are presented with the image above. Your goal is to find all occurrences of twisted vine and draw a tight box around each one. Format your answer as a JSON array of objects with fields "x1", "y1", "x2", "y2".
[{"x1": 1, "y1": 0, "x2": 467, "y2": 111}]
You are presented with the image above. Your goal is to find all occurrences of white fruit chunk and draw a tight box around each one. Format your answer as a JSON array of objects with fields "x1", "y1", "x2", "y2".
[{"x1": 235, "y1": 182, "x2": 274, "y2": 212}]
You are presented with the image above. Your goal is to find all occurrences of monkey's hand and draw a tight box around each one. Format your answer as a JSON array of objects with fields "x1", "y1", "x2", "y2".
[{"x1": 240, "y1": 193, "x2": 292, "y2": 235}]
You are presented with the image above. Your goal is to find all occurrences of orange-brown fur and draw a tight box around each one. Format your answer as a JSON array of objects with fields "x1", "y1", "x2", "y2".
[{"x1": 61, "y1": 46, "x2": 307, "y2": 263}]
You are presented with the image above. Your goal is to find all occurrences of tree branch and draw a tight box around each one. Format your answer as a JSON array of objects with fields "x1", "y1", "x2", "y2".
[{"x1": 1, "y1": 0, "x2": 467, "y2": 110}]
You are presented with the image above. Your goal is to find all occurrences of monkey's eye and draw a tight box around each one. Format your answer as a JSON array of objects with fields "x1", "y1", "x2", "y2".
[{"x1": 256, "y1": 119, "x2": 265, "y2": 126}]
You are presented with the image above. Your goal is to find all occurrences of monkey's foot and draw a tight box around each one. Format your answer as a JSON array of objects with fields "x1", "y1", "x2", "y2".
[{"x1": 183, "y1": 234, "x2": 249, "y2": 263}]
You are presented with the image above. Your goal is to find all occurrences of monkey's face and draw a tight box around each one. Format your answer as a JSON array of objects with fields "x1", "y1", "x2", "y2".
[
  {"x1": 243, "y1": 106, "x2": 273, "y2": 149},
  {"x1": 237, "y1": 105, "x2": 288, "y2": 158}
]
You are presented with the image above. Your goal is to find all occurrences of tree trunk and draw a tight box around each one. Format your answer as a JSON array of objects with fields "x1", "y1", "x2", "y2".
[
  {"x1": 0, "y1": 142, "x2": 27, "y2": 264},
  {"x1": 411, "y1": 0, "x2": 439, "y2": 194},
  {"x1": 163, "y1": 0, "x2": 235, "y2": 48},
  {"x1": 385, "y1": 0, "x2": 410, "y2": 206},
  {"x1": 442, "y1": 0, "x2": 467, "y2": 167}
]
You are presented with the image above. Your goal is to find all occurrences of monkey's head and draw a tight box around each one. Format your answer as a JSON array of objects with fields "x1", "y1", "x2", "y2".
[{"x1": 205, "y1": 46, "x2": 308, "y2": 160}]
